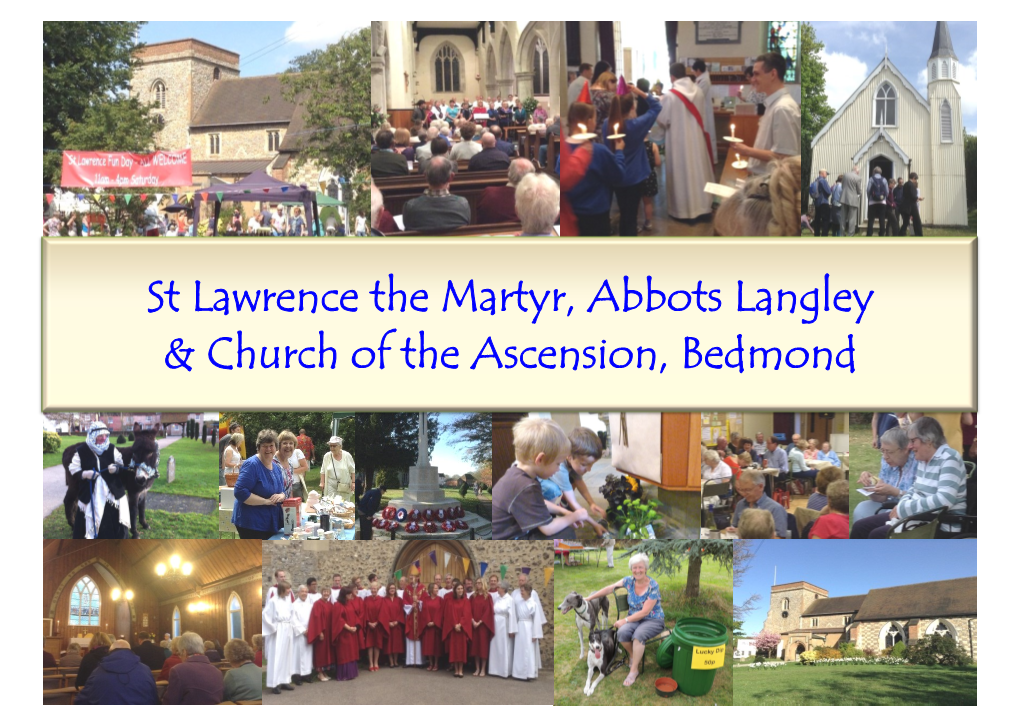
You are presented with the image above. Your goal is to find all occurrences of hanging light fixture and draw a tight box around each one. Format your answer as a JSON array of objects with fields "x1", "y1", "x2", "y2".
[{"x1": 156, "y1": 552, "x2": 194, "y2": 581}]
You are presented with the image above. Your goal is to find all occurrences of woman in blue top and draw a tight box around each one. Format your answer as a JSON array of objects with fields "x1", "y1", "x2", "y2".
[
  {"x1": 853, "y1": 426, "x2": 918, "y2": 524},
  {"x1": 602, "y1": 85, "x2": 661, "y2": 236},
  {"x1": 584, "y1": 552, "x2": 665, "y2": 687},
  {"x1": 232, "y1": 428, "x2": 287, "y2": 539}
]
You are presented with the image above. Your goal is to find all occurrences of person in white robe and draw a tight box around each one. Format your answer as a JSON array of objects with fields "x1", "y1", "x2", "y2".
[
  {"x1": 263, "y1": 581, "x2": 299, "y2": 693},
  {"x1": 69, "y1": 422, "x2": 131, "y2": 539},
  {"x1": 266, "y1": 570, "x2": 294, "y2": 603},
  {"x1": 512, "y1": 573, "x2": 548, "y2": 647},
  {"x1": 692, "y1": 60, "x2": 717, "y2": 157},
  {"x1": 656, "y1": 62, "x2": 715, "y2": 221},
  {"x1": 291, "y1": 585, "x2": 315, "y2": 683},
  {"x1": 404, "y1": 598, "x2": 423, "y2": 666},
  {"x1": 511, "y1": 585, "x2": 543, "y2": 680},
  {"x1": 329, "y1": 574, "x2": 343, "y2": 603},
  {"x1": 489, "y1": 581, "x2": 517, "y2": 678}
]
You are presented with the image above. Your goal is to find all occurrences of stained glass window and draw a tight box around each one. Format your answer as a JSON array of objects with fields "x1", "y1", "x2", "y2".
[
  {"x1": 173, "y1": 606, "x2": 181, "y2": 638},
  {"x1": 435, "y1": 45, "x2": 461, "y2": 94},
  {"x1": 69, "y1": 576, "x2": 100, "y2": 627},
  {"x1": 767, "y1": 21, "x2": 800, "y2": 83},
  {"x1": 228, "y1": 593, "x2": 243, "y2": 640}
]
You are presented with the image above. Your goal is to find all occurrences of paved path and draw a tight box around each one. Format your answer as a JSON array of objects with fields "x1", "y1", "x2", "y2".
[
  {"x1": 263, "y1": 666, "x2": 553, "y2": 705},
  {"x1": 42, "y1": 435, "x2": 183, "y2": 517}
]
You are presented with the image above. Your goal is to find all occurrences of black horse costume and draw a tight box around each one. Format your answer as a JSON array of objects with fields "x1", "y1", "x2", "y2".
[{"x1": 62, "y1": 422, "x2": 162, "y2": 539}]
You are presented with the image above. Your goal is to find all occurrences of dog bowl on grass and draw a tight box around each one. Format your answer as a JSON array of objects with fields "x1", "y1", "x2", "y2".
[{"x1": 655, "y1": 677, "x2": 679, "y2": 697}]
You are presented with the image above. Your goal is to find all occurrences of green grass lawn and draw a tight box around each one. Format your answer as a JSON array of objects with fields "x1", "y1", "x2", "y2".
[
  {"x1": 850, "y1": 423, "x2": 882, "y2": 517},
  {"x1": 43, "y1": 506, "x2": 216, "y2": 539},
  {"x1": 553, "y1": 554, "x2": 732, "y2": 706},
  {"x1": 151, "y1": 438, "x2": 217, "y2": 498},
  {"x1": 43, "y1": 435, "x2": 87, "y2": 468},
  {"x1": 734, "y1": 663, "x2": 977, "y2": 706}
]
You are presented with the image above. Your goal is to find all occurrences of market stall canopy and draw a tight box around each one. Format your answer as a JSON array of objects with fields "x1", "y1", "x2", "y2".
[{"x1": 190, "y1": 170, "x2": 319, "y2": 235}]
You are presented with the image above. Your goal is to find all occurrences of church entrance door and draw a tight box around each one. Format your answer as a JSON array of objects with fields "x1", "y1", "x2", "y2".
[{"x1": 869, "y1": 155, "x2": 894, "y2": 185}]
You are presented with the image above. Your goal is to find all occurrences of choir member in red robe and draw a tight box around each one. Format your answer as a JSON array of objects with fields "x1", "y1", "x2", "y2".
[
  {"x1": 420, "y1": 582, "x2": 445, "y2": 671},
  {"x1": 347, "y1": 585, "x2": 366, "y2": 655},
  {"x1": 442, "y1": 582, "x2": 474, "y2": 677},
  {"x1": 470, "y1": 576, "x2": 495, "y2": 677},
  {"x1": 379, "y1": 583, "x2": 405, "y2": 668},
  {"x1": 307, "y1": 587, "x2": 334, "y2": 681},
  {"x1": 363, "y1": 582, "x2": 386, "y2": 671},
  {"x1": 331, "y1": 588, "x2": 360, "y2": 681}
]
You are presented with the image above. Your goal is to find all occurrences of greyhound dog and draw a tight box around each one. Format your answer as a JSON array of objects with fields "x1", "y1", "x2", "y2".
[
  {"x1": 559, "y1": 591, "x2": 610, "y2": 660},
  {"x1": 583, "y1": 627, "x2": 620, "y2": 697}
]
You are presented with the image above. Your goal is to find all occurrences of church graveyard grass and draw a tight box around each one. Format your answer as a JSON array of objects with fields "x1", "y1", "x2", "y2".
[{"x1": 552, "y1": 542, "x2": 733, "y2": 706}]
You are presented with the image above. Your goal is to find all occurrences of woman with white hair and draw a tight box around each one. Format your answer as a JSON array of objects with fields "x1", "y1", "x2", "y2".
[
  {"x1": 701, "y1": 449, "x2": 733, "y2": 482},
  {"x1": 515, "y1": 173, "x2": 560, "y2": 235},
  {"x1": 320, "y1": 436, "x2": 355, "y2": 501},
  {"x1": 853, "y1": 427, "x2": 917, "y2": 524},
  {"x1": 583, "y1": 553, "x2": 665, "y2": 687}
]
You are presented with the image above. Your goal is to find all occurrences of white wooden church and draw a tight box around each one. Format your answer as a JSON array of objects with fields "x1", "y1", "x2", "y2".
[{"x1": 810, "y1": 21, "x2": 967, "y2": 227}]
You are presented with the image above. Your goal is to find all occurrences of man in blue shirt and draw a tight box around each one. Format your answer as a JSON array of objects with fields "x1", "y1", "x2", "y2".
[
  {"x1": 830, "y1": 175, "x2": 843, "y2": 236},
  {"x1": 812, "y1": 169, "x2": 832, "y2": 237},
  {"x1": 763, "y1": 435, "x2": 789, "y2": 493},
  {"x1": 727, "y1": 470, "x2": 788, "y2": 537}
]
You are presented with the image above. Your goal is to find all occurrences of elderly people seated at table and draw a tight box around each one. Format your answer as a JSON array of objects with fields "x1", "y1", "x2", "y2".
[
  {"x1": 738, "y1": 508, "x2": 776, "y2": 539},
  {"x1": 816, "y1": 441, "x2": 842, "y2": 467},
  {"x1": 852, "y1": 426, "x2": 918, "y2": 524},
  {"x1": 516, "y1": 173, "x2": 560, "y2": 235},
  {"x1": 807, "y1": 465, "x2": 844, "y2": 512},
  {"x1": 702, "y1": 449, "x2": 732, "y2": 482},
  {"x1": 788, "y1": 439, "x2": 818, "y2": 491},
  {"x1": 762, "y1": 436, "x2": 789, "y2": 480},
  {"x1": 851, "y1": 417, "x2": 967, "y2": 539},
  {"x1": 403, "y1": 156, "x2": 471, "y2": 233},
  {"x1": 222, "y1": 639, "x2": 262, "y2": 702},
  {"x1": 164, "y1": 632, "x2": 225, "y2": 705},
  {"x1": 477, "y1": 158, "x2": 534, "y2": 224},
  {"x1": 583, "y1": 553, "x2": 665, "y2": 687},
  {"x1": 726, "y1": 469, "x2": 788, "y2": 537},
  {"x1": 740, "y1": 438, "x2": 761, "y2": 464},
  {"x1": 75, "y1": 639, "x2": 159, "y2": 705},
  {"x1": 809, "y1": 480, "x2": 850, "y2": 539},
  {"x1": 804, "y1": 439, "x2": 820, "y2": 460}
]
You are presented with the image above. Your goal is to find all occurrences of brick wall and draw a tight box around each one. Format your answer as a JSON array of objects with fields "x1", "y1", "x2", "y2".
[{"x1": 263, "y1": 540, "x2": 556, "y2": 665}]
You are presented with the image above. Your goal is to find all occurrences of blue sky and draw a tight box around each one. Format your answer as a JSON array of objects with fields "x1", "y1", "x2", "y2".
[
  {"x1": 737, "y1": 539, "x2": 977, "y2": 634},
  {"x1": 431, "y1": 413, "x2": 485, "y2": 476},
  {"x1": 811, "y1": 21, "x2": 978, "y2": 134},
  {"x1": 139, "y1": 21, "x2": 366, "y2": 76}
]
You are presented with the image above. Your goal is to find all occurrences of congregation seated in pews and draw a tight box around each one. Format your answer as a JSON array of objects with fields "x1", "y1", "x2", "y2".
[
  {"x1": 47, "y1": 629, "x2": 262, "y2": 705},
  {"x1": 371, "y1": 157, "x2": 559, "y2": 236}
]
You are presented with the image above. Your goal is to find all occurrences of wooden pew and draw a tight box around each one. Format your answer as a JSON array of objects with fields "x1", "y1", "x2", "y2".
[
  {"x1": 43, "y1": 687, "x2": 79, "y2": 705},
  {"x1": 374, "y1": 170, "x2": 520, "y2": 225},
  {"x1": 156, "y1": 679, "x2": 169, "y2": 700},
  {"x1": 387, "y1": 222, "x2": 525, "y2": 237}
]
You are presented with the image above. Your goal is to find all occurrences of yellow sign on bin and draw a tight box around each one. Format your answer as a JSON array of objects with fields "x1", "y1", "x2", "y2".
[{"x1": 691, "y1": 644, "x2": 726, "y2": 669}]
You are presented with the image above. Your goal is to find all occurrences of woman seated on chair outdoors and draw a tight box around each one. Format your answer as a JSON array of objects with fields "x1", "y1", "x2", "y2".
[
  {"x1": 852, "y1": 426, "x2": 918, "y2": 524},
  {"x1": 582, "y1": 553, "x2": 665, "y2": 688},
  {"x1": 850, "y1": 417, "x2": 967, "y2": 539}
]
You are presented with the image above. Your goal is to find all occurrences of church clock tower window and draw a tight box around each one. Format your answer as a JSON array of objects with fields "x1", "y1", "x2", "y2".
[
  {"x1": 874, "y1": 82, "x2": 897, "y2": 127},
  {"x1": 940, "y1": 100, "x2": 953, "y2": 143},
  {"x1": 153, "y1": 81, "x2": 167, "y2": 109}
]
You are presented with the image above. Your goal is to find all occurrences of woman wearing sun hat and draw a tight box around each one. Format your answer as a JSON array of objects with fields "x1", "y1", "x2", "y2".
[
  {"x1": 320, "y1": 436, "x2": 356, "y2": 501},
  {"x1": 69, "y1": 422, "x2": 131, "y2": 539}
]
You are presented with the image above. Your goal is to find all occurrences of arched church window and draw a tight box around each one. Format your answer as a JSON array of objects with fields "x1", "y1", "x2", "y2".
[
  {"x1": 434, "y1": 44, "x2": 462, "y2": 94},
  {"x1": 69, "y1": 576, "x2": 101, "y2": 627},
  {"x1": 782, "y1": 598, "x2": 790, "y2": 611},
  {"x1": 927, "y1": 619, "x2": 956, "y2": 638},
  {"x1": 931, "y1": 63, "x2": 937, "y2": 80},
  {"x1": 153, "y1": 81, "x2": 167, "y2": 109},
  {"x1": 941, "y1": 60, "x2": 949, "y2": 78},
  {"x1": 213, "y1": 67, "x2": 221, "y2": 81},
  {"x1": 880, "y1": 622, "x2": 904, "y2": 649},
  {"x1": 172, "y1": 606, "x2": 181, "y2": 638},
  {"x1": 940, "y1": 100, "x2": 953, "y2": 143},
  {"x1": 952, "y1": 62, "x2": 957, "y2": 79},
  {"x1": 228, "y1": 592, "x2": 243, "y2": 640},
  {"x1": 533, "y1": 37, "x2": 550, "y2": 95},
  {"x1": 874, "y1": 82, "x2": 897, "y2": 127}
]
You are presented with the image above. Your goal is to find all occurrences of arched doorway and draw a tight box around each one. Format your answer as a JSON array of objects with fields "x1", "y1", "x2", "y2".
[
  {"x1": 393, "y1": 541, "x2": 476, "y2": 586},
  {"x1": 794, "y1": 643, "x2": 806, "y2": 661},
  {"x1": 869, "y1": 155, "x2": 894, "y2": 186}
]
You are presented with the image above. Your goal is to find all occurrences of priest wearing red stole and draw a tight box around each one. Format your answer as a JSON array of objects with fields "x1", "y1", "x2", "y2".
[
  {"x1": 470, "y1": 576, "x2": 495, "y2": 677},
  {"x1": 379, "y1": 583, "x2": 405, "y2": 668},
  {"x1": 420, "y1": 582, "x2": 445, "y2": 671},
  {"x1": 363, "y1": 582, "x2": 386, "y2": 672},
  {"x1": 442, "y1": 581, "x2": 474, "y2": 678},
  {"x1": 403, "y1": 567, "x2": 425, "y2": 604},
  {"x1": 331, "y1": 588, "x2": 360, "y2": 681},
  {"x1": 307, "y1": 586, "x2": 334, "y2": 682},
  {"x1": 404, "y1": 571, "x2": 425, "y2": 667}
]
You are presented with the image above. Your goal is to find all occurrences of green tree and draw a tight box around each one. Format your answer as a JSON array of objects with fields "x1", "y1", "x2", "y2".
[
  {"x1": 282, "y1": 28, "x2": 371, "y2": 217},
  {"x1": 355, "y1": 413, "x2": 440, "y2": 490},
  {"x1": 624, "y1": 540, "x2": 733, "y2": 599},
  {"x1": 222, "y1": 412, "x2": 351, "y2": 467},
  {"x1": 799, "y1": 22, "x2": 835, "y2": 214},
  {"x1": 964, "y1": 130, "x2": 977, "y2": 211},
  {"x1": 444, "y1": 413, "x2": 492, "y2": 469},
  {"x1": 733, "y1": 540, "x2": 760, "y2": 628},
  {"x1": 44, "y1": 21, "x2": 144, "y2": 185}
]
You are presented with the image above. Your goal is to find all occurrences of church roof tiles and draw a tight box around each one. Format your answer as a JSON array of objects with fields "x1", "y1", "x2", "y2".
[{"x1": 854, "y1": 577, "x2": 976, "y2": 622}]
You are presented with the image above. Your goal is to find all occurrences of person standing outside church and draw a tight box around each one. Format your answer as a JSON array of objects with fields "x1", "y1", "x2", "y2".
[
  {"x1": 811, "y1": 169, "x2": 831, "y2": 237},
  {"x1": 841, "y1": 165, "x2": 862, "y2": 236},
  {"x1": 866, "y1": 167, "x2": 889, "y2": 236},
  {"x1": 733, "y1": 53, "x2": 800, "y2": 176},
  {"x1": 830, "y1": 174, "x2": 843, "y2": 236},
  {"x1": 899, "y1": 172, "x2": 924, "y2": 236}
]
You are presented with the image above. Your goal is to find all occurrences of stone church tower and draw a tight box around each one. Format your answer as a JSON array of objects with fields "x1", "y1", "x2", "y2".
[
  {"x1": 764, "y1": 581, "x2": 829, "y2": 634},
  {"x1": 130, "y1": 40, "x2": 241, "y2": 152},
  {"x1": 926, "y1": 21, "x2": 967, "y2": 226}
]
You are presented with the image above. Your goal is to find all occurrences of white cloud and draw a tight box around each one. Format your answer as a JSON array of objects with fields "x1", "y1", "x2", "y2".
[
  {"x1": 819, "y1": 50, "x2": 869, "y2": 107},
  {"x1": 284, "y1": 20, "x2": 365, "y2": 49}
]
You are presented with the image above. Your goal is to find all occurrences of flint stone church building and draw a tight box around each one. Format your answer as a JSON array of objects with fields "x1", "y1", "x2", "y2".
[
  {"x1": 129, "y1": 39, "x2": 324, "y2": 190},
  {"x1": 810, "y1": 21, "x2": 967, "y2": 227},
  {"x1": 764, "y1": 577, "x2": 977, "y2": 662}
]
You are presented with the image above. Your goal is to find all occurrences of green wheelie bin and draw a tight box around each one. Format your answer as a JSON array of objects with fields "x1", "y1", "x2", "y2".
[{"x1": 655, "y1": 617, "x2": 728, "y2": 696}]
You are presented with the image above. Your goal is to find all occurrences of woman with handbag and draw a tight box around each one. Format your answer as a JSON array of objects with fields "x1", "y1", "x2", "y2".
[{"x1": 320, "y1": 435, "x2": 355, "y2": 501}]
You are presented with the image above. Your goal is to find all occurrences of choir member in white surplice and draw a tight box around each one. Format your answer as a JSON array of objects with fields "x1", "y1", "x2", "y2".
[
  {"x1": 656, "y1": 62, "x2": 715, "y2": 221},
  {"x1": 291, "y1": 585, "x2": 315, "y2": 683},
  {"x1": 266, "y1": 570, "x2": 295, "y2": 603},
  {"x1": 512, "y1": 573, "x2": 547, "y2": 669},
  {"x1": 489, "y1": 581, "x2": 517, "y2": 678},
  {"x1": 511, "y1": 584, "x2": 542, "y2": 680},
  {"x1": 263, "y1": 580, "x2": 299, "y2": 693}
]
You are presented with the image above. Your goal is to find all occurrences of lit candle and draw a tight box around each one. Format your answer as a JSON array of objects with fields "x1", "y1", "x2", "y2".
[
  {"x1": 578, "y1": 123, "x2": 587, "y2": 134},
  {"x1": 736, "y1": 153, "x2": 740, "y2": 162},
  {"x1": 614, "y1": 123, "x2": 620, "y2": 136},
  {"x1": 731, "y1": 124, "x2": 736, "y2": 138}
]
